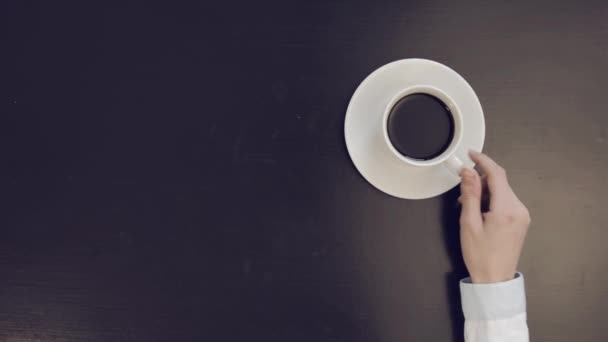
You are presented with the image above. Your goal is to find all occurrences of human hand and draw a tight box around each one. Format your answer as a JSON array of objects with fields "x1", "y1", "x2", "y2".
[{"x1": 459, "y1": 151, "x2": 531, "y2": 284}]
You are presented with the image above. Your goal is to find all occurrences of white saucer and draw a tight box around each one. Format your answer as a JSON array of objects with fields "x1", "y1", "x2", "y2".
[{"x1": 344, "y1": 59, "x2": 485, "y2": 199}]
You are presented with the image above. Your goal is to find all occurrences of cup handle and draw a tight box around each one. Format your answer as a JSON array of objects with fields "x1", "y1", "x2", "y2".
[{"x1": 444, "y1": 155, "x2": 464, "y2": 176}]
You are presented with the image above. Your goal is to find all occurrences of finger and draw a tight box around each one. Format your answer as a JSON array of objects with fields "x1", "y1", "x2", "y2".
[
  {"x1": 459, "y1": 168, "x2": 483, "y2": 232},
  {"x1": 469, "y1": 151, "x2": 513, "y2": 210},
  {"x1": 478, "y1": 175, "x2": 491, "y2": 212}
]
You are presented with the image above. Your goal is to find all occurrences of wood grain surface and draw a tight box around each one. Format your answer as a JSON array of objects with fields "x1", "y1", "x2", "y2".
[{"x1": 3, "y1": 1, "x2": 608, "y2": 341}]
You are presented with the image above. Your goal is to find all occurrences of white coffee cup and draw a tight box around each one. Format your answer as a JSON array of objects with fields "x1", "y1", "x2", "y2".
[{"x1": 382, "y1": 85, "x2": 464, "y2": 175}]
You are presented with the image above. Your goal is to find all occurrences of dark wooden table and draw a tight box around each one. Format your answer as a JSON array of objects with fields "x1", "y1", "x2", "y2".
[{"x1": 3, "y1": 1, "x2": 608, "y2": 341}]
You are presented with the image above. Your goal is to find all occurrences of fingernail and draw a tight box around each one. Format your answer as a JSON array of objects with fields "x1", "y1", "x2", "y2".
[
  {"x1": 461, "y1": 168, "x2": 473, "y2": 179},
  {"x1": 469, "y1": 150, "x2": 481, "y2": 158}
]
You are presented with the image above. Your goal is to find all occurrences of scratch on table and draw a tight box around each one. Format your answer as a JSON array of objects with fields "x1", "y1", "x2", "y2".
[
  {"x1": 207, "y1": 124, "x2": 217, "y2": 139},
  {"x1": 241, "y1": 153, "x2": 277, "y2": 164},
  {"x1": 242, "y1": 259, "x2": 252, "y2": 275},
  {"x1": 232, "y1": 134, "x2": 242, "y2": 164},
  {"x1": 271, "y1": 129, "x2": 281, "y2": 140}
]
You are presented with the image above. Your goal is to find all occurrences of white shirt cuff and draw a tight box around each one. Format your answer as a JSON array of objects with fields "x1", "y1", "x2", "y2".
[{"x1": 460, "y1": 273, "x2": 526, "y2": 320}]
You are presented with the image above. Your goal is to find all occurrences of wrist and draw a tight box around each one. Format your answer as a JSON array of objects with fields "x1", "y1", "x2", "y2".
[{"x1": 471, "y1": 272, "x2": 516, "y2": 284}]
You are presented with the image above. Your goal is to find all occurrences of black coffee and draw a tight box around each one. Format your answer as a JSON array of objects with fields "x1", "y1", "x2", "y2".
[{"x1": 387, "y1": 93, "x2": 454, "y2": 160}]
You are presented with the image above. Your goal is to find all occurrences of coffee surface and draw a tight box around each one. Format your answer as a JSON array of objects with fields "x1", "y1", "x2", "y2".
[{"x1": 387, "y1": 93, "x2": 455, "y2": 160}]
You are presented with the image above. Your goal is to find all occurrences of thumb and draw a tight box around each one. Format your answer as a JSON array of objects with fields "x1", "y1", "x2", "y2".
[{"x1": 459, "y1": 168, "x2": 483, "y2": 231}]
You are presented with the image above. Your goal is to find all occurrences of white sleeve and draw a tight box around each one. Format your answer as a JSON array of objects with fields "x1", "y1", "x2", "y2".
[{"x1": 460, "y1": 273, "x2": 529, "y2": 342}]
